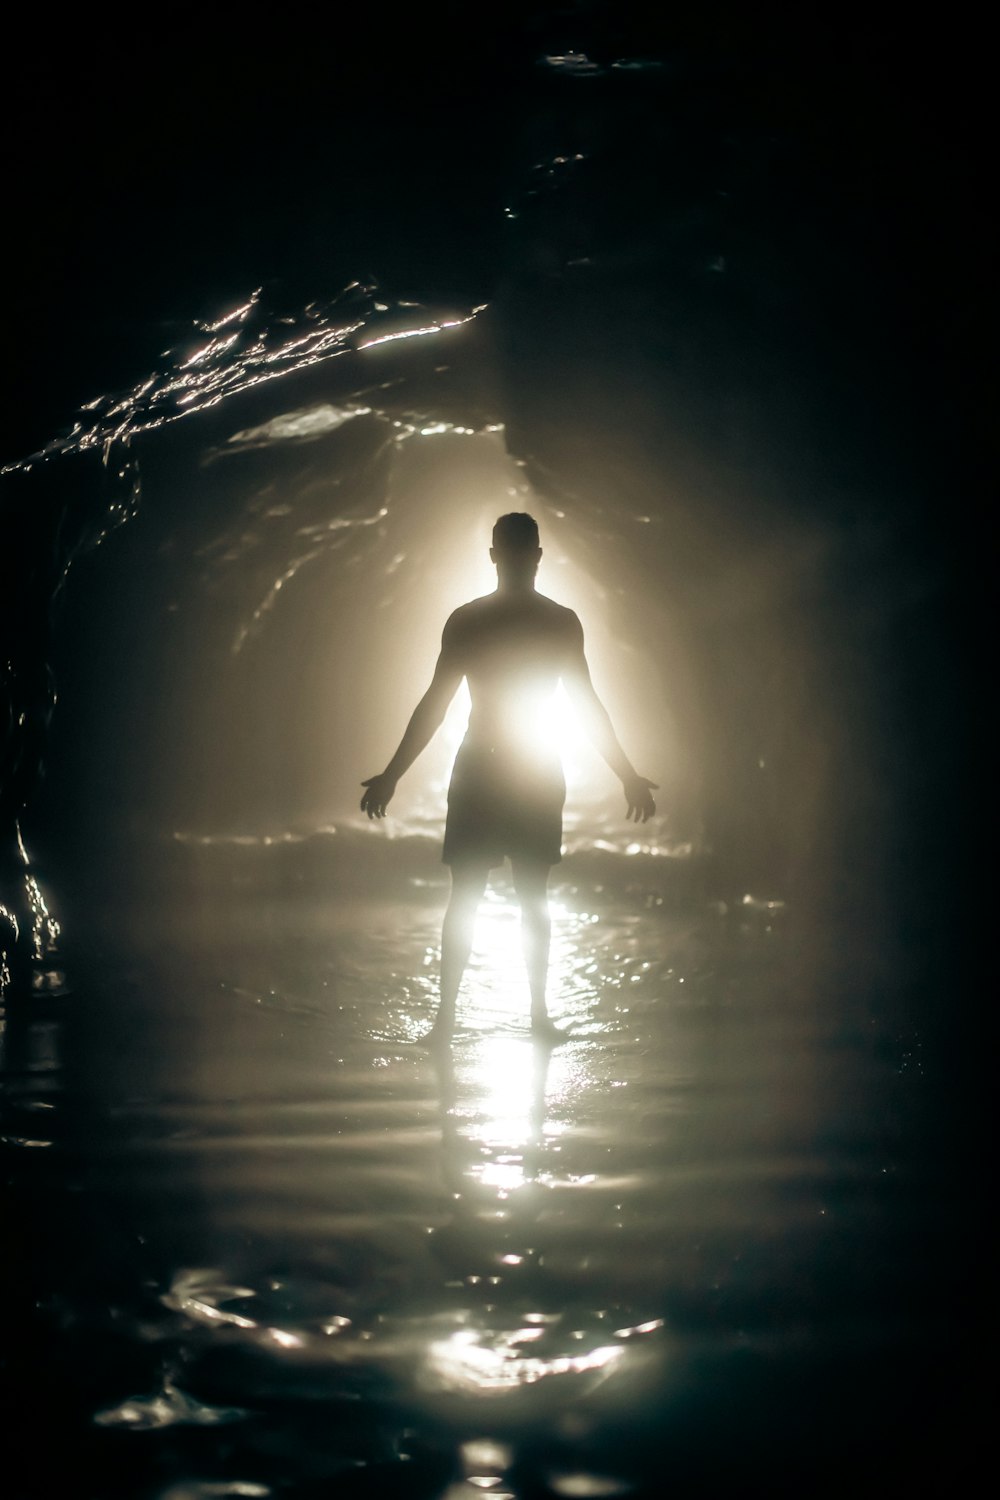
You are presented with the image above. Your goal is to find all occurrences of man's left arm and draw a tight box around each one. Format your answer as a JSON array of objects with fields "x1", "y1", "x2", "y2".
[{"x1": 561, "y1": 615, "x2": 658, "y2": 823}]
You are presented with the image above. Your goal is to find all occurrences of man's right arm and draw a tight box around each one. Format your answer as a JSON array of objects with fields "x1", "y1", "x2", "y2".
[{"x1": 360, "y1": 616, "x2": 464, "y2": 819}]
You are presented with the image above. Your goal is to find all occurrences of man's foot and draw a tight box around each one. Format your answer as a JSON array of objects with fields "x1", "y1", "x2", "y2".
[
  {"x1": 530, "y1": 1016, "x2": 569, "y2": 1045},
  {"x1": 414, "y1": 1022, "x2": 453, "y2": 1050}
]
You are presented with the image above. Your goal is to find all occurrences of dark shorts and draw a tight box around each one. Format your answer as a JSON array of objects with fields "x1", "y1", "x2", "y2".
[{"x1": 443, "y1": 738, "x2": 565, "y2": 869}]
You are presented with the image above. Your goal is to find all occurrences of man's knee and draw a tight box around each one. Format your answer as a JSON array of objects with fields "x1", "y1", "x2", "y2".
[
  {"x1": 448, "y1": 866, "x2": 489, "y2": 914},
  {"x1": 512, "y1": 861, "x2": 550, "y2": 912},
  {"x1": 515, "y1": 887, "x2": 550, "y2": 925}
]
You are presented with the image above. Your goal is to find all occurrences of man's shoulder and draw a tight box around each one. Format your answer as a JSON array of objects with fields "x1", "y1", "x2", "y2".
[
  {"x1": 541, "y1": 594, "x2": 580, "y2": 621},
  {"x1": 445, "y1": 595, "x2": 492, "y2": 629},
  {"x1": 535, "y1": 595, "x2": 583, "y2": 635},
  {"x1": 441, "y1": 596, "x2": 491, "y2": 647}
]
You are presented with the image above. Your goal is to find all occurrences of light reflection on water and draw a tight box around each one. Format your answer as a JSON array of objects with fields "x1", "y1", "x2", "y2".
[
  {"x1": 0, "y1": 838, "x2": 956, "y2": 1496},
  {"x1": 451, "y1": 888, "x2": 604, "y2": 1038}
]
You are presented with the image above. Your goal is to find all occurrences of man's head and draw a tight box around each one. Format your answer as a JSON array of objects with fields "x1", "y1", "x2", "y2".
[
  {"x1": 492, "y1": 512, "x2": 539, "y2": 552},
  {"x1": 490, "y1": 512, "x2": 542, "y2": 585}
]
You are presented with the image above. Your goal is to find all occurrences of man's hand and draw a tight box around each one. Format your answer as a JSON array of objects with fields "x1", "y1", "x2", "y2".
[
  {"x1": 360, "y1": 773, "x2": 397, "y2": 819},
  {"x1": 623, "y1": 774, "x2": 658, "y2": 823}
]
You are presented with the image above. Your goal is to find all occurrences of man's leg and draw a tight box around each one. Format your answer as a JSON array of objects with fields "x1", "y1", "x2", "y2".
[
  {"x1": 429, "y1": 860, "x2": 490, "y2": 1042},
  {"x1": 511, "y1": 858, "x2": 560, "y2": 1036}
]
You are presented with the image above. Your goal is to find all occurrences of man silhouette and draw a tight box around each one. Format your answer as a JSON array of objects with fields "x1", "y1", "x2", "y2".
[{"x1": 361, "y1": 512, "x2": 657, "y2": 1045}]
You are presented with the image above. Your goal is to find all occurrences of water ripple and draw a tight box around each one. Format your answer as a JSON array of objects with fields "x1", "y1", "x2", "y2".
[{"x1": 95, "y1": 1373, "x2": 248, "y2": 1429}]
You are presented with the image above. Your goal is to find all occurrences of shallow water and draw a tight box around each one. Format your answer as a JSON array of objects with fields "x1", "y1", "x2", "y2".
[{"x1": 1, "y1": 834, "x2": 967, "y2": 1498}]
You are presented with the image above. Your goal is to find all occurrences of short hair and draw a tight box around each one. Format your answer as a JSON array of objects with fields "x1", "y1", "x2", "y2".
[{"x1": 492, "y1": 512, "x2": 540, "y2": 551}]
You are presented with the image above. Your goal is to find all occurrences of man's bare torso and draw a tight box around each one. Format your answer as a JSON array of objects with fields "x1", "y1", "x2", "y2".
[{"x1": 444, "y1": 591, "x2": 581, "y2": 754}]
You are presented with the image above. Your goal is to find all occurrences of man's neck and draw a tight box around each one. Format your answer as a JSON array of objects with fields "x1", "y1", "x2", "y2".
[{"x1": 495, "y1": 572, "x2": 537, "y2": 596}]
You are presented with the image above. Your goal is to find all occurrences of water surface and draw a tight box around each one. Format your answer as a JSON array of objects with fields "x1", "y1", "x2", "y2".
[{"x1": 1, "y1": 834, "x2": 964, "y2": 1498}]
